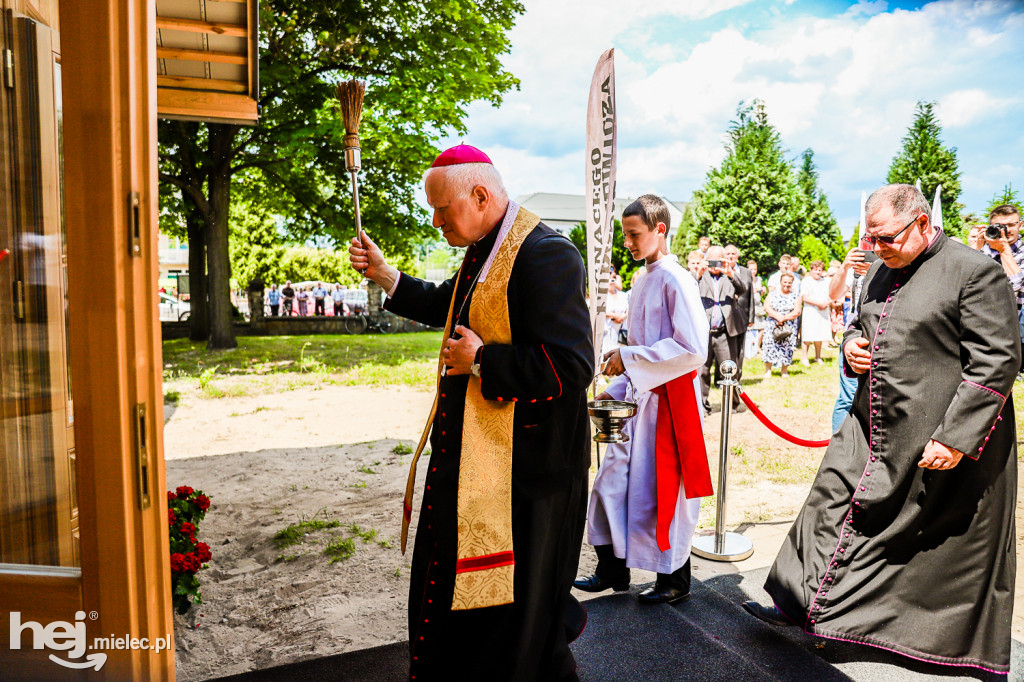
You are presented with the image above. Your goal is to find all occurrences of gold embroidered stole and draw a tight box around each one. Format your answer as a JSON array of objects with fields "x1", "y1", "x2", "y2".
[
  {"x1": 451, "y1": 208, "x2": 539, "y2": 609},
  {"x1": 397, "y1": 206, "x2": 540, "y2": 612}
]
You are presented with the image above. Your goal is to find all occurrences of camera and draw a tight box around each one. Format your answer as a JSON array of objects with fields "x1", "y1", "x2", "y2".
[
  {"x1": 985, "y1": 224, "x2": 1007, "y2": 240},
  {"x1": 707, "y1": 259, "x2": 722, "y2": 269}
]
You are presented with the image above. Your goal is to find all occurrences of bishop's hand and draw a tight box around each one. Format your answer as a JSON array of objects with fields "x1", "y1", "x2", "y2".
[
  {"x1": 349, "y1": 230, "x2": 398, "y2": 291},
  {"x1": 444, "y1": 325, "x2": 483, "y2": 376}
]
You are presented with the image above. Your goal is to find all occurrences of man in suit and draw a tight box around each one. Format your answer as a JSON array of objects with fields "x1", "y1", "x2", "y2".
[
  {"x1": 724, "y1": 244, "x2": 754, "y2": 398},
  {"x1": 699, "y1": 245, "x2": 748, "y2": 414}
]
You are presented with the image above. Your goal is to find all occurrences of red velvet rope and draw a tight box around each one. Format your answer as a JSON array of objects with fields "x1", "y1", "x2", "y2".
[{"x1": 738, "y1": 391, "x2": 830, "y2": 448}]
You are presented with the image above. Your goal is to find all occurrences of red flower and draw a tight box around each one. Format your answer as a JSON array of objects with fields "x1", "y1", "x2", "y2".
[
  {"x1": 179, "y1": 522, "x2": 196, "y2": 537},
  {"x1": 168, "y1": 509, "x2": 177, "y2": 526},
  {"x1": 194, "y1": 494, "x2": 211, "y2": 511},
  {"x1": 170, "y1": 553, "x2": 187, "y2": 573},
  {"x1": 194, "y1": 542, "x2": 212, "y2": 563},
  {"x1": 184, "y1": 553, "x2": 202, "y2": 572},
  {"x1": 176, "y1": 486, "x2": 194, "y2": 500},
  {"x1": 167, "y1": 491, "x2": 177, "y2": 503}
]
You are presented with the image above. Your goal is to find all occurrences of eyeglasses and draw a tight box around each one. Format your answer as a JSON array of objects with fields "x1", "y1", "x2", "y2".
[
  {"x1": 990, "y1": 220, "x2": 1021, "y2": 230},
  {"x1": 863, "y1": 214, "x2": 923, "y2": 246}
]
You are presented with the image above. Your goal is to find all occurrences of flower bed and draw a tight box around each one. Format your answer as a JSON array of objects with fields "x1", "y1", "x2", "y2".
[{"x1": 168, "y1": 486, "x2": 212, "y2": 614}]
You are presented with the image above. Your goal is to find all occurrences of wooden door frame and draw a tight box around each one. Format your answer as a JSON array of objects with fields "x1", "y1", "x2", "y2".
[{"x1": 61, "y1": 0, "x2": 174, "y2": 679}]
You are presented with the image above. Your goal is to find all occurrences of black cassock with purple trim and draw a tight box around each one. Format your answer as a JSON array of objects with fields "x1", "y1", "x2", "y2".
[{"x1": 766, "y1": 232, "x2": 1019, "y2": 673}]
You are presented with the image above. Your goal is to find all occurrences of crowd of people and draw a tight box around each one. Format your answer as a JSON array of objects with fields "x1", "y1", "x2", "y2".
[
  {"x1": 263, "y1": 281, "x2": 363, "y2": 317},
  {"x1": 600, "y1": 237, "x2": 870, "y2": 415}
]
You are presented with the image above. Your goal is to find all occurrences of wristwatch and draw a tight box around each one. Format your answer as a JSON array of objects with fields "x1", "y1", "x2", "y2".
[{"x1": 470, "y1": 346, "x2": 483, "y2": 378}]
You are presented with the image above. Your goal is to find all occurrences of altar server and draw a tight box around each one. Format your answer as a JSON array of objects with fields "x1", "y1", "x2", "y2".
[{"x1": 574, "y1": 194, "x2": 711, "y2": 604}]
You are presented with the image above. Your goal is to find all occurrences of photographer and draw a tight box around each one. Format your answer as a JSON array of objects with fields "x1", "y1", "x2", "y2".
[{"x1": 981, "y1": 204, "x2": 1024, "y2": 372}]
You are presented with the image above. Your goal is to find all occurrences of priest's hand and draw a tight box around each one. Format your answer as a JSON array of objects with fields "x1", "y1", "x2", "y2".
[
  {"x1": 349, "y1": 230, "x2": 399, "y2": 292},
  {"x1": 844, "y1": 336, "x2": 871, "y2": 374},
  {"x1": 443, "y1": 325, "x2": 483, "y2": 376},
  {"x1": 842, "y1": 247, "x2": 871, "y2": 277},
  {"x1": 601, "y1": 349, "x2": 625, "y2": 376},
  {"x1": 918, "y1": 440, "x2": 965, "y2": 470}
]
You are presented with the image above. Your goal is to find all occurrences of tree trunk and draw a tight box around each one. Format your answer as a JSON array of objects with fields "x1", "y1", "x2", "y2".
[
  {"x1": 185, "y1": 196, "x2": 209, "y2": 341},
  {"x1": 206, "y1": 124, "x2": 238, "y2": 349},
  {"x1": 206, "y1": 176, "x2": 236, "y2": 349}
]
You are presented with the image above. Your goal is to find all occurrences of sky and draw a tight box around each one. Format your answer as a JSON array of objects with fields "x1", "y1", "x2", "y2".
[{"x1": 437, "y1": 0, "x2": 1024, "y2": 236}]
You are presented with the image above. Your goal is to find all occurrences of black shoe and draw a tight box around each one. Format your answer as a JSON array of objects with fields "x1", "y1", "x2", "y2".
[
  {"x1": 564, "y1": 594, "x2": 588, "y2": 644},
  {"x1": 637, "y1": 584, "x2": 690, "y2": 604},
  {"x1": 573, "y1": 573, "x2": 630, "y2": 593},
  {"x1": 741, "y1": 600, "x2": 792, "y2": 626}
]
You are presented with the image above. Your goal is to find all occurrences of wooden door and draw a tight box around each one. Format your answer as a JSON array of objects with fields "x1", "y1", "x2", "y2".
[{"x1": 0, "y1": 0, "x2": 175, "y2": 679}]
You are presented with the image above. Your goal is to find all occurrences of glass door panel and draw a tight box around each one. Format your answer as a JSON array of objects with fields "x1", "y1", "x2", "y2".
[{"x1": 0, "y1": 10, "x2": 77, "y2": 569}]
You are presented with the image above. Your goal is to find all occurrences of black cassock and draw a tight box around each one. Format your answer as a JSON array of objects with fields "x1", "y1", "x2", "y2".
[
  {"x1": 766, "y1": 232, "x2": 1019, "y2": 672},
  {"x1": 385, "y1": 221, "x2": 594, "y2": 681}
]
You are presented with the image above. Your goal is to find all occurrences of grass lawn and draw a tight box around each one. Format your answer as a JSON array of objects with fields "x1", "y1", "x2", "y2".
[
  {"x1": 163, "y1": 332, "x2": 1024, "y2": 462},
  {"x1": 163, "y1": 332, "x2": 443, "y2": 378},
  {"x1": 162, "y1": 332, "x2": 444, "y2": 399}
]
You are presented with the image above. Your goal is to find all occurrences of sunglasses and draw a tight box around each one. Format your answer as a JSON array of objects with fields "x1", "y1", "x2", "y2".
[{"x1": 863, "y1": 214, "x2": 923, "y2": 246}]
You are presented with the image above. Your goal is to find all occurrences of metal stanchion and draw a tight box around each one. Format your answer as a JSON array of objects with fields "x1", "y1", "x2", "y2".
[{"x1": 692, "y1": 360, "x2": 754, "y2": 562}]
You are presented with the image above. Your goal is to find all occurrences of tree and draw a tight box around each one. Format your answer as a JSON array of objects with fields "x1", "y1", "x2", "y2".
[
  {"x1": 568, "y1": 220, "x2": 644, "y2": 289},
  {"x1": 795, "y1": 149, "x2": 841, "y2": 257},
  {"x1": 690, "y1": 101, "x2": 805, "y2": 272},
  {"x1": 797, "y1": 235, "x2": 832, "y2": 267},
  {"x1": 848, "y1": 223, "x2": 860, "y2": 251},
  {"x1": 986, "y1": 183, "x2": 1022, "y2": 218},
  {"x1": 886, "y1": 101, "x2": 962, "y2": 230},
  {"x1": 228, "y1": 199, "x2": 286, "y2": 291},
  {"x1": 669, "y1": 202, "x2": 697, "y2": 259},
  {"x1": 159, "y1": 0, "x2": 523, "y2": 348}
]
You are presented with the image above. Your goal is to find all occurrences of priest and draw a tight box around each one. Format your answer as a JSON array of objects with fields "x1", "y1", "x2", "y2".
[
  {"x1": 744, "y1": 184, "x2": 1019, "y2": 674},
  {"x1": 349, "y1": 144, "x2": 594, "y2": 681}
]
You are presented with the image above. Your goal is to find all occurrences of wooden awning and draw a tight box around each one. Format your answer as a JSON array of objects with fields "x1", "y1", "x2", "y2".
[{"x1": 156, "y1": 0, "x2": 259, "y2": 125}]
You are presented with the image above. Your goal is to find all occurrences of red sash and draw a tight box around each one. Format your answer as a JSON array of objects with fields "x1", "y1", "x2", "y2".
[{"x1": 650, "y1": 370, "x2": 713, "y2": 552}]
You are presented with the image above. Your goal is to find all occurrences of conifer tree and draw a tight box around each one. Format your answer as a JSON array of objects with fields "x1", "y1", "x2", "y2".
[
  {"x1": 886, "y1": 101, "x2": 962, "y2": 229},
  {"x1": 669, "y1": 202, "x2": 698, "y2": 259},
  {"x1": 796, "y1": 149, "x2": 841, "y2": 256},
  {"x1": 986, "y1": 183, "x2": 1022, "y2": 217},
  {"x1": 690, "y1": 100, "x2": 805, "y2": 271}
]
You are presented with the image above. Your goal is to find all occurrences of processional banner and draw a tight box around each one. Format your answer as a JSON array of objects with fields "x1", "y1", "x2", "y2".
[{"x1": 585, "y1": 48, "x2": 617, "y2": 371}]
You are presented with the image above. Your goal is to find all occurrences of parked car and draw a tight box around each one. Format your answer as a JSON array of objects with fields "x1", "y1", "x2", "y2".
[
  {"x1": 159, "y1": 292, "x2": 190, "y2": 322},
  {"x1": 342, "y1": 289, "x2": 368, "y2": 315}
]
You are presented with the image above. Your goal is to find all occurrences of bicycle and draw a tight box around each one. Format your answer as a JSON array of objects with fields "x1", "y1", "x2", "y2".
[{"x1": 342, "y1": 310, "x2": 403, "y2": 334}]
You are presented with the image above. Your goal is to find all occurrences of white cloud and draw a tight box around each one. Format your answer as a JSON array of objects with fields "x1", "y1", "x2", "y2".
[
  {"x1": 939, "y1": 89, "x2": 1019, "y2": 127},
  {"x1": 844, "y1": 1, "x2": 889, "y2": 19}
]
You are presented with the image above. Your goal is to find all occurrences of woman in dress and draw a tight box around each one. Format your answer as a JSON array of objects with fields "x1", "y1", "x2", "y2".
[
  {"x1": 762, "y1": 273, "x2": 802, "y2": 378},
  {"x1": 296, "y1": 287, "x2": 309, "y2": 316},
  {"x1": 798, "y1": 260, "x2": 831, "y2": 364}
]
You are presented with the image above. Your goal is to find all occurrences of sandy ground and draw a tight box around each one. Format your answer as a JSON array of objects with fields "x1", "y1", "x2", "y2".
[{"x1": 165, "y1": 383, "x2": 1024, "y2": 681}]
